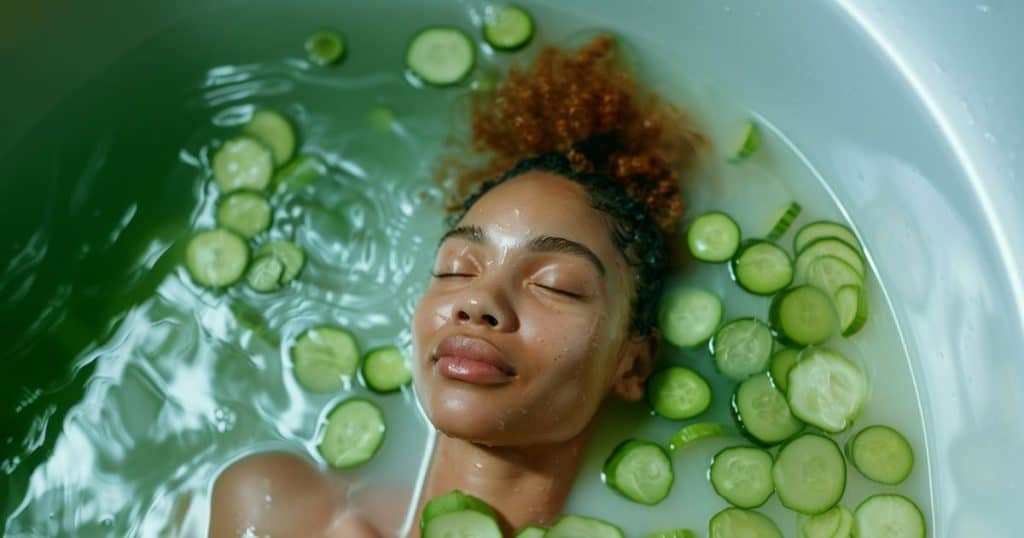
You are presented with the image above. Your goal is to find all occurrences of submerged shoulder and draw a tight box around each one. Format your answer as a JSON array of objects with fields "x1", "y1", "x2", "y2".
[{"x1": 208, "y1": 451, "x2": 381, "y2": 538}]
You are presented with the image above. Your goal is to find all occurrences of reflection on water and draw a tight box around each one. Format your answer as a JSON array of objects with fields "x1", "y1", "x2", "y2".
[{"x1": 4, "y1": 46, "x2": 452, "y2": 536}]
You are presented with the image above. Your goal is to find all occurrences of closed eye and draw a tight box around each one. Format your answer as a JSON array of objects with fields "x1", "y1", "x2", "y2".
[
  {"x1": 534, "y1": 283, "x2": 584, "y2": 299},
  {"x1": 431, "y1": 272, "x2": 475, "y2": 278}
]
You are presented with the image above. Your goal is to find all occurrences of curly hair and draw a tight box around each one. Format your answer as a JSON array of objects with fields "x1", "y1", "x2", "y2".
[{"x1": 441, "y1": 35, "x2": 706, "y2": 335}]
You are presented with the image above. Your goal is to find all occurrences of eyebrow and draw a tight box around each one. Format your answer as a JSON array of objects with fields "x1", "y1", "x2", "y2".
[{"x1": 439, "y1": 225, "x2": 606, "y2": 276}]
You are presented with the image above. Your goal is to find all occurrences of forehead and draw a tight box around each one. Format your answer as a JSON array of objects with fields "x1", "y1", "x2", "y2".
[{"x1": 460, "y1": 171, "x2": 615, "y2": 255}]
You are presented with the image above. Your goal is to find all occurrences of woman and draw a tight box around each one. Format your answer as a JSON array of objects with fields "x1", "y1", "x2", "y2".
[{"x1": 210, "y1": 35, "x2": 704, "y2": 537}]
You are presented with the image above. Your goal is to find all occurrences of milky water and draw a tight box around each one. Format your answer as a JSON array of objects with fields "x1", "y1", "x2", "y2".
[{"x1": 1, "y1": 3, "x2": 931, "y2": 537}]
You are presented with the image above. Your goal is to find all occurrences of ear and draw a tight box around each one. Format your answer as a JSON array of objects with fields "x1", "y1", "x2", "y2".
[{"x1": 610, "y1": 329, "x2": 659, "y2": 401}]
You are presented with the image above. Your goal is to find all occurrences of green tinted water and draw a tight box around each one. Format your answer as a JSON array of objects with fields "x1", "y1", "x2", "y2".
[{"x1": 1, "y1": 2, "x2": 930, "y2": 536}]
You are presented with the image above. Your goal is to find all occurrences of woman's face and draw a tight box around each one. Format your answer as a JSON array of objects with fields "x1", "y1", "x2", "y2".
[{"x1": 412, "y1": 170, "x2": 655, "y2": 446}]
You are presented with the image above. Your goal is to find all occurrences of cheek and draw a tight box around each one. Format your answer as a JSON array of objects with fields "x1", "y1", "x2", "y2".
[{"x1": 522, "y1": 308, "x2": 617, "y2": 398}]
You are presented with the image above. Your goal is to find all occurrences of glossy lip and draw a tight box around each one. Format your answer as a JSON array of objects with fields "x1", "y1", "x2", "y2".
[{"x1": 431, "y1": 334, "x2": 517, "y2": 383}]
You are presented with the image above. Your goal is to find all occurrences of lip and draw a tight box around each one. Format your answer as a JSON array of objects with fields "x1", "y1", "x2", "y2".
[{"x1": 432, "y1": 334, "x2": 516, "y2": 385}]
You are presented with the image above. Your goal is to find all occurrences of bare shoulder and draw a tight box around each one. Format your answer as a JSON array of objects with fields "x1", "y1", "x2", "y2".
[{"x1": 208, "y1": 451, "x2": 382, "y2": 538}]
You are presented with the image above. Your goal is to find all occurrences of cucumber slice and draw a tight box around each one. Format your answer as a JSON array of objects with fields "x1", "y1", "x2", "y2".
[
  {"x1": 796, "y1": 505, "x2": 847, "y2": 538},
  {"x1": 406, "y1": 27, "x2": 476, "y2": 86},
  {"x1": 646, "y1": 366, "x2": 712, "y2": 420},
  {"x1": 546, "y1": 515, "x2": 624, "y2": 538},
  {"x1": 833, "y1": 505, "x2": 855, "y2": 538},
  {"x1": 855, "y1": 495, "x2": 926, "y2": 538},
  {"x1": 794, "y1": 221, "x2": 861, "y2": 255},
  {"x1": 291, "y1": 326, "x2": 359, "y2": 393},
  {"x1": 836, "y1": 285, "x2": 868, "y2": 336},
  {"x1": 710, "y1": 446, "x2": 775, "y2": 509},
  {"x1": 243, "y1": 109, "x2": 296, "y2": 166},
  {"x1": 361, "y1": 346, "x2": 412, "y2": 393},
  {"x1": 185, "y1": 229, "x2": 249, "y2": 288},
  {"x1": 213, "y1": 137, "x2": 274, "y2": 192},
  {"x1": 603, "y1": 439, "x2": 674, "y2": 505},
  {"x1": 648, "y1": 530, "x2": 696, "y2": 538},
  {"x1": 769, "y1": 285, "x2": 838, "y2": 346},
  {"x1": 795, "y1": 237, "x2": 866, "y2": 279},
  {"x1": 246, "y1": 255, "x2": 285, "y2": 292},
  {"x1": 482, "y1": 5, "x2": 534, "y2": 51},
  {"x1": 273, "y1": 154, "x2": 327, "y2": 193},
  {"x1": 800, "y1": 254, "x2": 863, "y2": 294},
  {"x1": 711, "y1": 318, "x2": 774, "y2": 381},
  {"x1": 709, "y1": 508, "x2": 782, "y2": 538},
  {"x1": 772, "y1": 433, "x2": 846, "y2": 515},
  {"x1": 658, "y1": 286, "x2": 722, "y2": 348},
  {"x1": 731, "y1": 240, "x2": 794, "y2": 295},
  {"x1": 728, "y1": 121, "x2": 762, "y2": 163},
  {"x1": 216, "y1": 191, "x2": 272, "y2": 239},
  {"x1": 317, "y1": 398, "x2": 385, "y2": 469},
  {"x1": 786, "y1": 347, "x2": 866, "y2": 433},
  {"x1": 255, "y1": 240, "x2": 305, "y2": 284},
  {"x1": 846, "y1": 425, "x2": 914, "y2": 485},
  {"x1": 305, "y1": 30, "x2": 346, "y2": 66},
  {"x1": 767, "y1": 202, "x2": 802, "y2": 240},
  {"x1": 422, "y1": 490, "x2": 501, "y2": 538},
  {"x1": 687, "y1": 211, "x2": 741, "y2": 263},
  {"x1": 768, "y1": 348, "x2": 800, "y2": 392},
  {"x1": 515, "y1": 526, "x2": 546, "y2": 538},
  {"x1": 669, "y1": 422, "x2": 729, "y2": 452},
  {"x1": 733, "y1": 374, "x2": 804, "y2": 445}
]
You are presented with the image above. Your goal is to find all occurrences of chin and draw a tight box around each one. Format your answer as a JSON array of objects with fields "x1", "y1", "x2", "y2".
[{"x1": 415, "y1": 381, "x2": 521, "y2": 445}]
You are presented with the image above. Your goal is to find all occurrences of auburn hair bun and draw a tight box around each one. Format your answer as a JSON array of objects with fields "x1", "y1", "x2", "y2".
[{"x1": 447, "y1": 34, "x2": 706, "y2": 234}]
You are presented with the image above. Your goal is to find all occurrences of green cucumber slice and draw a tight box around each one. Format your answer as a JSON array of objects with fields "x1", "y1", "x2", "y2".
[
  {"x1": 243, "y1": 109, "x2": 296, "y2": 166},
  {"x1": 669, "y1": 422, "x2": 729, "y2": 452},
  {"x1": 648, "y1": 530, "x2": 696, "y2": 538},
  {"x1": 291, "y1": 326, "x2": 359, "y2": 393},
  {"x1": 515, "y1": 526, "x2": 546, "y2": 538},
  {"x1": 772, "y1": 433, "x2": 846, "y2": 515},
  {"x1": 687, "y1": 211, "x2": 741, "y2": 263},
  {"x1": 728, "y1": 121, "x2": 762, "y2": 163},
  {"x1": 795, "y1": 237, "x2": 866, "y2": 279},
  {"x1": 833, "y1": 505, "x2": 855, "y2": 538},
  {"x1": 213, "y1": 137, "x2": 273, "y2": 192},
  {"x1": 794, "y1": 221, "x2": 861, "y2": 255},
  {"x1": 246, "y1": 255, "x2": 285, "y2": 292},
  {"x1": 731, "y1": 240, "x2": 794, "y2": 295},
  {"x1": 422, "y1": 490, "x2": 501, "y2": 538},
  {"x1": 273, "y1": 154, "x2": 327, "y2": 193},
  {"x1": 216, "y1": 191, "x2": 272, "y2": 239},
  {"x1": 185, "y1": 228, "x2": 249, "y2": 288},
  {"x1": 855, "y1": 495, "x2": 925, "y2": 538},
  {"x1": 836, "y1": 285, "x2": 868, "y2": 336},
  {"x1": 846, "y1": 425, "x2": 914, "y2": 485},
  {"x1": 710, "y1": 446, "x2": 775, "y2": 508},
  {"x1": 711, "y1": 318, "x2": 774, "y2": 381},
  {"x1": 603, "y1": 439, "x2": 674, "y2": 505},
  {"x1": 733, "y1": 374, "x2": 804, "y2": 446},
  {"x1": 767, "y1": 202, "x2": 802, "y2": 240},
  {"x1": 709, "y1": 508, "x2": 782, "y2": 538},
  {"x1": 768, "y1": 348, "x2": 800, "y2": 392},
  {"x1": 361, "y1": 346, "x2": 412, "y2": 393},
  {"x1": 646, "y1": 366, "x2": 712, "y2": 420},
  {"x1": 255, "y1": 240, "x2": 305, "y2": 284},
  {"x1": 406, "y1": 27, "x2": 476, "y2": 86},
  {"x1": 658, "y1": 286, "x2": 722, "y2": 348},
  {"x1": 796, "y1": 504, "x2": 844, "y2": 538},
  {"x1": 305, "y1": 30, "x2": 346, "y2": 66},
  {"x1": 482, "y1": 5, "x2": 534, "y2": 51},
  {"x1": 786, "y1": 347, "x2": 866, "y2": 433},
  {"x1": 317, "y1": 398, "x2": 385, "y2": 469},
  {"x1": 769, "y1": 285, "x2": 838, "y2": 346},
  {"x1": 546, "y1": 515, "x2": 623, "y2": 538}
]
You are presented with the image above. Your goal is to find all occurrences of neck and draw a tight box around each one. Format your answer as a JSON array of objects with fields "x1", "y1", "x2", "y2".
[{"x1": 416, "y1": 424, "x2": 594, "y2": 535}]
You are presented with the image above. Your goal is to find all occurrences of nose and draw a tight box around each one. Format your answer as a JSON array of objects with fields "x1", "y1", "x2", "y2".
[{"x1": 452, "y1": 282, "x2": 517, "y2": 331}]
